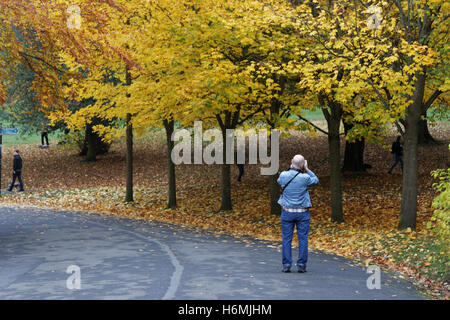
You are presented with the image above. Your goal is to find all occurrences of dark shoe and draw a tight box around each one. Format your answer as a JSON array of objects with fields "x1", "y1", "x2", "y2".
[
  {"x1": 282, "y1": 267, "x2": 291, "y2": 273},
  {"x1": 297, "y1": 265, "x2": 307, "y2": 273},
  {"x1": 19, "y1": 190, "x2": 25, "y2": 192}
]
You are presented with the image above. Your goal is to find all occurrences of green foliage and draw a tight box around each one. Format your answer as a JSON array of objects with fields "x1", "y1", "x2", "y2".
[
  {"x1": 1, "y1": 64, "x2": 49, "y2": 134},
  {"x1": 429, "y1": 146, "x2": 450, "y2": 261},
  {"x1": 59, "y1": 129, "x2": 86, "y2": 153}
]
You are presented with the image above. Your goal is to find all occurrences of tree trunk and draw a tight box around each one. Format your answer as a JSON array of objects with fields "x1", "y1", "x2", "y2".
[
  {"x1": 80, "y1": 117, "x2": 111, "y2": 158},
  {"x1": 269, "y1": 95, "x2": 282, "y2": 215},
  {"x1": 81, "y1": 130, "x2": 110, "y2": 158},
  {"x1": 399, "y1": 72, "x2": 426, "y2": 230},
  {"x1": 329, "y1": 121, "x2": 344, "y2": 223},
  {"x1": 220, "y1": 128, "x2": 233, "y2": 211},
  {"x1": 125, "y1": 113, "x2": 133, "y2": 203},
  {"x1": 417, "y1": 110, "x2": 436, "y2": 145},
  {"x1": 124, "y1": 66, "x2": 133, "y2": 203},
  {"x1": 164, "y1": 119, "x2": 177, "y2": 209},
  {"x1": 342, "y1": 122, "x2": 366, "y2": 171},
  {"x1": 323, "y1": 104, "x2": 344, "y2": 223},
  {"x1": 343, "y1": 139, "x2": 365, "y2": 171},
  {"x1": 269, "y1": 174, "x2": 281, "y2": 214},
  {"x1": 398, "y1": 7, "x2": 434, "y2": 230},
  {"x1": 85, "y1": 124, "x2": 97, "y2": 162}
]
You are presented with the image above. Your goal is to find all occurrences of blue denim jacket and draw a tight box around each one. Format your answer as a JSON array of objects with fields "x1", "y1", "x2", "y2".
[{"x1": 277, "y1": 168, "x2": 319, "y2": 209}]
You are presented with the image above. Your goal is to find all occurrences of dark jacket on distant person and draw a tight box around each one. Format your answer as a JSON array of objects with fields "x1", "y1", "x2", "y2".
[
  {"x1": 13, "y1": 154, "x2": 23, "y2": 173},
  {"x1": 391, "y1": 141, "x2": 403, "y2": 157}
]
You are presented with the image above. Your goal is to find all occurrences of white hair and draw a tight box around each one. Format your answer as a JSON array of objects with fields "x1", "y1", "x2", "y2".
[{"x1": 292, "y1": 154, "x2": 305, "y2": 169}]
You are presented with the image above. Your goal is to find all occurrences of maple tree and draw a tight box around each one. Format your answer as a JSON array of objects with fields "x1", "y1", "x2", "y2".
[
  {"x1": 0, "y1": 0, "x2": 447, "y2": 230},
  {"x1": 286, "y1": 0, "x2": 445, "y2": 227},
  {"x1": 0, "y1": 0, "x2": 121, "y2": 162},
  {"x1": 0, "y1": 63, "x2": 49, "y2": 133},
  {"x1": 387, "y1": 0, "x2": 448, "y2": 230},
  {"x1": 0, "y1": 0, "x2": 146, "y2": 201},
  {"x1": 50, "y1": 0, "x2": 310, "y2": 212},
  {"x1": 164, "y1": 0, "x2": 308, "y2": 212}
]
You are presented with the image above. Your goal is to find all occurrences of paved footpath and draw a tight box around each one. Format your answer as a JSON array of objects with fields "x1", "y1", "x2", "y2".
[{"x1": 0, "y1": 205, "x2": 424, "y2": 300}]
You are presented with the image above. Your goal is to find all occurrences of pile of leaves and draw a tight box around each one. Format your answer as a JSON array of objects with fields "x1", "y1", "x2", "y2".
[{"x1": 0, "y1": 122, "x2": 449, "y2": 299}]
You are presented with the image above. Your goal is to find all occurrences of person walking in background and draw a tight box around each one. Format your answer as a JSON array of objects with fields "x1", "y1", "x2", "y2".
[
  {"x1": 41, "y1": 122, "x2": 49, "y2": 147},
  {"x1": 237, "y1": 164, "x2": 244, "y2": 182},
  {"x1": 388, "y1": 135, "x2": 403, "y2": 174},
  {"x1": 277, "y1": 154, "x2": 318, "y2": 273},
  {"x1": 7, "y1": 149, "x2": 24, "y2": 192},
  {"x1": 235, "y1": 147, "x2": 245, "y2": 182}
]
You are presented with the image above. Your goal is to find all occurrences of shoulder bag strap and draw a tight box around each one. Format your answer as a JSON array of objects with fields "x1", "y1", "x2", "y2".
[{"x1": 281, "y1": 171, "x2": 301, "y2": 194}]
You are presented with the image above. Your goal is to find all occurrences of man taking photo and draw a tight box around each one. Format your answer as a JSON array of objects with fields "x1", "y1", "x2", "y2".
[{"x1": 277, "y1": 154, "x2": 318, "y2": 273}]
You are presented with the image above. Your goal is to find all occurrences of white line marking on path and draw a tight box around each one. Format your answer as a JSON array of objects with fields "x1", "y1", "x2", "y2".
[
  {"x1": 0, "y1": 204, "x2": 184, "y2": 300},
  {"x1": 88, "y1": 221, "x2": 184, "y2": 300}
]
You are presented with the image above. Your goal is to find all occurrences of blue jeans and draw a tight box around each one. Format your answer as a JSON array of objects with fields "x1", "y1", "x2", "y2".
[
  {"x1": 281, "y1": 209, "x2": 310, "y2": 268},
  {"x1": 388, "y1": 154, "x2": 403, "y2": 173}
]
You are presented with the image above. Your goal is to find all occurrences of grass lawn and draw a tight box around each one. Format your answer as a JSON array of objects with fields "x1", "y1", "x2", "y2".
[
  {"x1": 1, "y1": 131, "x2": 62, "y2": 147},
  {"x1": 0, "y1": 116, "x2": 62, "y2": 147}
]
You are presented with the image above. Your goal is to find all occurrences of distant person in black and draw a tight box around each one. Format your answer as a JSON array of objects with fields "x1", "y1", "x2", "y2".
[
  {"x1": 388, "y1": 136, "x2": 403, "y2": 174},
  {"x1": 237, "y1": 164, "x2": 244, "y2": 182},
  {"x1": 235, "y1": 148, "x2": 245, "y2": 182},
  {"x1": 7, "y1": 149, "x2": 24, "y2": 192},
  {"x1": 41, "y1": 123, "x2": 49, "y2": 146}
]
